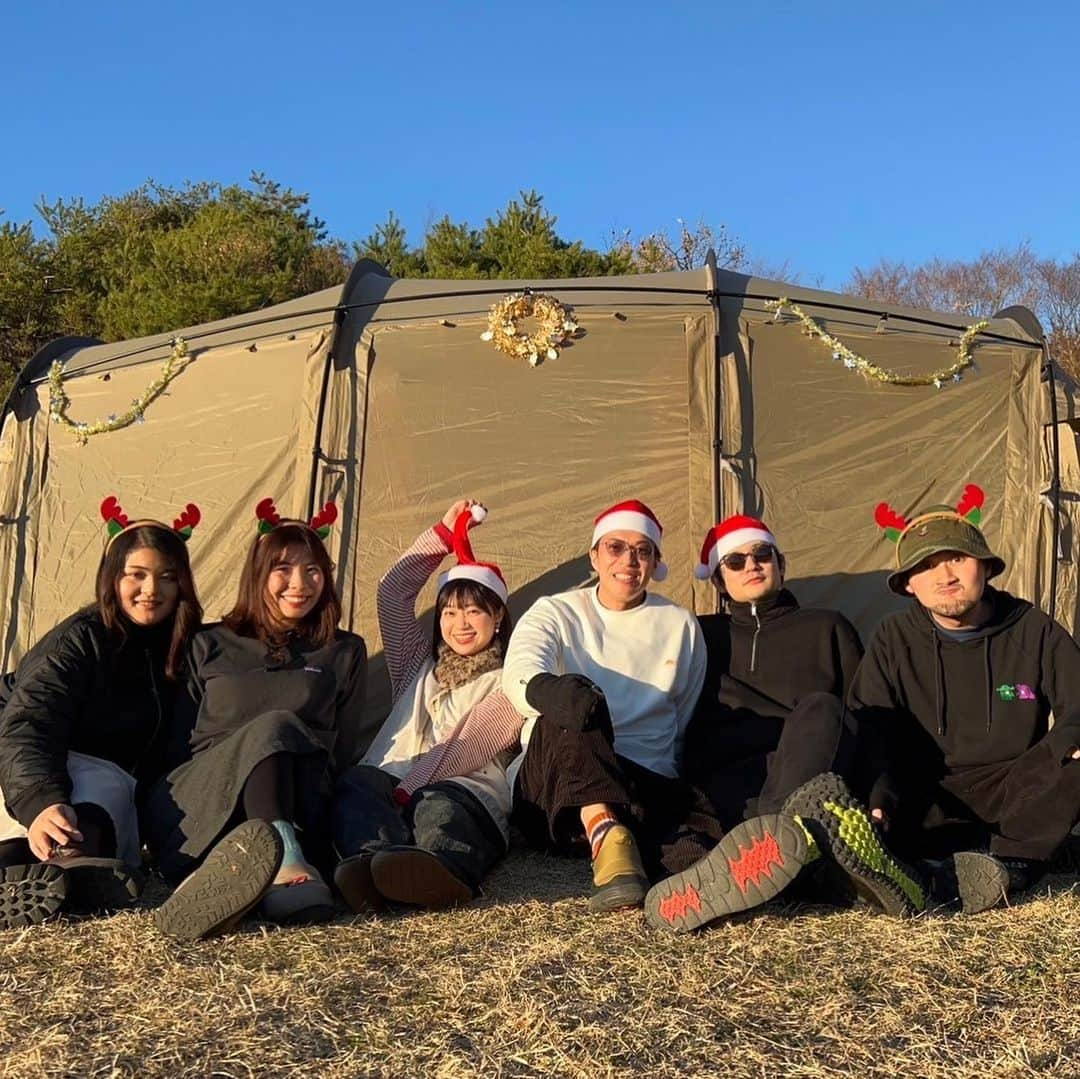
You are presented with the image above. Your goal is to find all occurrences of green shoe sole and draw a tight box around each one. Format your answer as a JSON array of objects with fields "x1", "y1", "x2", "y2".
[{"x1": 783, "y1": 773, "x2": 925, "y2": 916}]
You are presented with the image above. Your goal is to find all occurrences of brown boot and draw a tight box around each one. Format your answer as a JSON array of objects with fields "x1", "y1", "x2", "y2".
[{"x1": 589, "y1": 825, "x2": 648, "y2": 912}]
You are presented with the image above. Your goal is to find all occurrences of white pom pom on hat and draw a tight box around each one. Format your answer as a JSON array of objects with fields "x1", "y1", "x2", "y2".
[
  {"x1": 591, "y1": 499, "x2": 668, "y2": 581},
  {"x1": 440, "y1": 503, "x2": 508, "y2": 603},
  {"x1": 695, "y1": 515, "x2": 778, "y2": 580}
]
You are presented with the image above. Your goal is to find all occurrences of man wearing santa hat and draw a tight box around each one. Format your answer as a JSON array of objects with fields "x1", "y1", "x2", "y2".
[
  {"x1": 654, "y1": 513, "x2": 926, "y2": 925},
  {"x1": 503, "y1": 501, "x2": 810, "y2": 922}
]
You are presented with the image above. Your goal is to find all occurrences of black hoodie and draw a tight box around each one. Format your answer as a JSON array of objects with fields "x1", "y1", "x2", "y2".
[
  {"x1": 849, "y1": 587, "x2": 1080, "y2": 811},
  {"x1": 684, "y1": 589, "x2": 863, "y2": 775}
]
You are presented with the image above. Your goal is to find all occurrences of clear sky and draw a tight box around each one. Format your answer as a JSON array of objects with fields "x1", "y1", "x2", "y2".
[{"x1": 3, "y1": 1, "x2": 1078, "y2": 289}]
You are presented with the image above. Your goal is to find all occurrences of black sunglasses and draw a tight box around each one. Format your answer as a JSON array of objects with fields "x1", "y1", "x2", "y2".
[{"x1": 720, "y1": 544, "x2": 777, "y2": 572}]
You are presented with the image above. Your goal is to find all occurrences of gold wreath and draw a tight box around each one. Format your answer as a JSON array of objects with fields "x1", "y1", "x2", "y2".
[{"x1": 480, "y1": 292, "x2": 579, "y2": 366}]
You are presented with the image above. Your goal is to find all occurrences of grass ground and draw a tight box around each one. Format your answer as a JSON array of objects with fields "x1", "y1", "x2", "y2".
[{"x1": 0, "y1": 850, "x2": 1077, "y2": 1079}]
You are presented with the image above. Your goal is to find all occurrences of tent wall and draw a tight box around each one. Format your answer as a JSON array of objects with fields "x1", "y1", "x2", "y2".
[{"x1": 0, "y1": 322, "x2": 339, "y2": 670}]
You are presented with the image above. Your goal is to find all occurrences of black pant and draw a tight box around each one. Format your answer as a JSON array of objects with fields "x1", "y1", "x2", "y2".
[
  {"x1": 333, "y1": 765, "x2": 506, "y2": 891},
  {"x1": 888, "y1": 738, "x2": 1080, "y2": 862},
  {"x1": 690, "y1": 691, "x2": 856, "y2": 828},
  {"x1": 512, "y1": 707, "x2": 725, "y2": 881}
]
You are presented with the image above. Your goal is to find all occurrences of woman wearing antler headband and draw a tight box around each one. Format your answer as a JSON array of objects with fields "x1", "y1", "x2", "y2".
[
  {"x1": 0, "y1": 497, "x2": 203, "y2": 929},
  {"x1": 148, "y1": 498, "x2": 370, "y2": 941},
  {"x1": 332, "y1": 499, "x2": 523, "y2": 912}
]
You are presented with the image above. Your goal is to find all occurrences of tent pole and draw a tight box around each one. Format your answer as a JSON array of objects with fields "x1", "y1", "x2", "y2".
[
  {"x1": 306, "y1": 308, "x2": 343, "y2": 520},
  {"x1": 1043, "y1": 339, "x2": 1061, "y2": 620}
]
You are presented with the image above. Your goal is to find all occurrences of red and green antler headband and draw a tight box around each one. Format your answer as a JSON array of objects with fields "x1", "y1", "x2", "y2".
[
  {"x1": 874, "y1": 483, "x2": 985, "y2": 545},
  {"x1": 101, "y1": 495, "x2": 202, "y2": 546},
  {"x1": 255, "y1": 497, "x2": 338, "y2": 540}
]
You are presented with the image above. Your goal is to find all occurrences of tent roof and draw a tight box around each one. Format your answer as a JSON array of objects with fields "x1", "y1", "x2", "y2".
[{"x1": 13, "y1": 256, "x2": 1047, "y2": 394}]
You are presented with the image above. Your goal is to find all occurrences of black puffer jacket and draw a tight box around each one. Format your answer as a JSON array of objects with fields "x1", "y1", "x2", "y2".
[{"x1": 0, "y1": 608, "x2": 175, "y2": 827}]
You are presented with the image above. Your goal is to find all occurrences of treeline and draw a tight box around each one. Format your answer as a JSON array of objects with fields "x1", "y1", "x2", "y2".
[{"x1": 2, "y1": 173, "x2": 1078, "y2": 405}]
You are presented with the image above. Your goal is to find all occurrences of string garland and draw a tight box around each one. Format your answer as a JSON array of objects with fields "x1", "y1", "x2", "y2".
[
  {"x1": 480, "y1": 292, "x2": 579, "y2": 367},
  {"x1": 48, "y1": 337, "x2": 191, "y2": 444},
  {"x1": 764, "y1": 298, "x2": 988, "y2": 388}
]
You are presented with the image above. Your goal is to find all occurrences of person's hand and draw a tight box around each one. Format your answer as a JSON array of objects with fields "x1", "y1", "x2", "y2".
[
  {"x1": 441, "y1": 499, "x2": 482, "y2": 531},
  {"x1": 27, "y1": 803, "x2": 82, "y2": 861},
  {"x1": 870, "y1": 806, "x2": 890, "y2": 832},
  {"x1": 1070, "y1": 747, "x2": 1080, "y2": 761}
]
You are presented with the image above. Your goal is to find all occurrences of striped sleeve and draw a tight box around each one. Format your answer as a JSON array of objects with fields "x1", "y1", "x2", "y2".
[
  {"x1": 377, "y1": 525, "x2": 453, "y2": 701},
  {"x1": 396, "y1": 690, "x2": 524, "y2": 795}
]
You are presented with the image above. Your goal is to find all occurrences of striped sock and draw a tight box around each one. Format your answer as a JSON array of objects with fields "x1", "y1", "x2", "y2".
[{"x1": 585, "y1": 811, "x2": 619, "y2": 860}]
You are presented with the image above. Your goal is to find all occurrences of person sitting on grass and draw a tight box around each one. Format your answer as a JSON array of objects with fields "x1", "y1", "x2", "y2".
[
  {"x1": 0, "y1": 496, "x2": 202, "y2": 929},
  {"x1": 850, "y1": 483, "x2": 1080, "y2": 913},
  {"x1": 644, "y1": 514, "x2": 925, "y2": 932},
  {"x1": 503, "y1": 499, "x2": 810, "y2": 922},
  {"x1": 333, "y1": 500, "x2": 524, "y2": 913},
  {"x1": 148, "y1": 499, "x2": 369, "y2": 941}
]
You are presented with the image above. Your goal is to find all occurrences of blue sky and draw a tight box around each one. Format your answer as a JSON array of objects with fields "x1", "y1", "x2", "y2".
[{"x1": 3, "y1": 1, "x2": 1078, "y2": 289}]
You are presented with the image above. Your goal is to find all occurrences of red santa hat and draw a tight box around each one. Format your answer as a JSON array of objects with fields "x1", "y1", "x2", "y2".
[
  {"x1": 695, "y1": 515, "x2": 778, "y2": 580},
  {"x1": 590, "y1": 499, "x2": 668, "y2": 582},
  {"x1": 439, "y1": 504, "x2": 509, "y2": 604}
]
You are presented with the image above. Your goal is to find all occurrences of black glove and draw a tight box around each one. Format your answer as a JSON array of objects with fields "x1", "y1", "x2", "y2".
[{"x1": 525, "y1": 673, "x2": 606, "y2": 733}]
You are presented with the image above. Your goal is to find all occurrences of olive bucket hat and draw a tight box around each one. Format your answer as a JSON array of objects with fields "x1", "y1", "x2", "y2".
[{"x1": 874, "y1": 484, "x2": 1005, "y2": 596}]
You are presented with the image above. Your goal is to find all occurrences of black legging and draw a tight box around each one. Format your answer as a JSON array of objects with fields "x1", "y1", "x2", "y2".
[
  {"x1": 242, "y1": 753, "x2": 298, "y2": 823},
  {"x1": 0, "y1": 801, "x2": 116, "y2": 868}
]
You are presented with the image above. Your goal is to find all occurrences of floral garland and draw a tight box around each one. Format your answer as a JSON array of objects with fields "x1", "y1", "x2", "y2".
[
  {"x1": 480, "y1": 291, "x2": 579, "y2": 367},
  {"x1": 764, "y1": 298, "x2": 988, "y2": 388},
  {"x1": 48, "y1": 337, "x2": 191, "y2": 444}
]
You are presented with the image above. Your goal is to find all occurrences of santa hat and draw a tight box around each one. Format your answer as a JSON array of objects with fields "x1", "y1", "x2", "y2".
[
  {"x1": 694, "y1": 515, "x2": 778, "y2": 580},
  {"x1": 590, "y1": 499, "x2": 668, "y2": 582},
  {"x1": 439, "y1": 505, "x2": 509, "y2": 604}
]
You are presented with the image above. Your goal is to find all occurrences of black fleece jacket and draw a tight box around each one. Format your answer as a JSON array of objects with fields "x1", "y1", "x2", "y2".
[
  {"x1": 0, "y1": 608, "x2": 176, "y2": 827},
  {"x1": 849, "y1": 587, "x2": 1080, "y2": 812},
  {"x1": 684, "y1": 589, "x2": 864, "y2": 773}
]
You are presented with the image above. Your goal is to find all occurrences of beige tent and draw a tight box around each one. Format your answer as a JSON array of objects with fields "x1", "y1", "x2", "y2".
[{"x1": 2, "y1": 259, "x2": 1078, "y2": 717}]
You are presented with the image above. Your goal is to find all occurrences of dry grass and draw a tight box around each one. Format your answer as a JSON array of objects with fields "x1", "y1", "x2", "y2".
[{"x1": 0, "y1": 852, "x2": 1077, "y2": 1079}]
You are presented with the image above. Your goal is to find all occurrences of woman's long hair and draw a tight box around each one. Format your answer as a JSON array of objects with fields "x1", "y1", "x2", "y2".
[
  {"x1": 223, "y1": 522, "x2": 341, "y2": 648},
  {"x1": 95, "y1": 525, "x2": 202, "y2": 680},
  {"x1": 430, "y1": 579, "x2": 512, "y2": 661}
]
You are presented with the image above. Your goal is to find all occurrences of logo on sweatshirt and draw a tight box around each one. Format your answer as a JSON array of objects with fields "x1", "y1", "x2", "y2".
[{"x1": 996, "y1": 683, "x2": 1035, "y2": 702}]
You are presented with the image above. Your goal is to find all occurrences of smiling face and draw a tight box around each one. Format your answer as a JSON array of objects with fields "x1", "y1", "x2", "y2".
[
  {"x1": 716, "y1": 542, "x2": 784, "y2": 605},
  {"x1": 439, "y1": 596, "x2": 501, "y2": 657},
  {"x1": 904, "y1": 550, "x2": 989, "y2": 627},
  {"x1": 115, "y1": 546, "x2": 180, "y2": 627},
  {"x1": 589, "y1": 529, "x2": 656, "y2": 611},
  {"x1": 265, "y1": 542, "x2": 326, "y2": 624}
]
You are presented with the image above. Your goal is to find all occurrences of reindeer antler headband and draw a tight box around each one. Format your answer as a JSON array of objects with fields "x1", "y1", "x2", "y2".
[
  {"x1": 101, "y1": 495, "x2": 202, "y2": 549},
  {"x1": 874, "y1": 483, "x2": 985, "y2": 561},
  {"x1": 255, "y1": 497, "x2": 338, "y2": 541}
]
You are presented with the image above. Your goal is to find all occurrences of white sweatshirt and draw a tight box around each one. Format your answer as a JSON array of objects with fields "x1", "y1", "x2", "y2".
[{"x1": 502, "y1": 587, "x2": 705, "y2": 779}]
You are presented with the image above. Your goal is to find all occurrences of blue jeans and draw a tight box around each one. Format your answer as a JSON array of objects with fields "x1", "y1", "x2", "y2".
[{"x1": 333, "y1": 765, "x2": 505, "y2": 890}]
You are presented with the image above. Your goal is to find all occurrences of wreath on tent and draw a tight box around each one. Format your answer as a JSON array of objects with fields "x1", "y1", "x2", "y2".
[{"x1": 480, "y1": 291, "x2": 579, "y2": 367}]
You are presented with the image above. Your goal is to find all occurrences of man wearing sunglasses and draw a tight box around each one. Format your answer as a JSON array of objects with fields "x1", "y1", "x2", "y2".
[
  {"x1": 649, "y1": 514, "x2": 928, "y2": 925},
  {"x1": 850, "y1": 496, "x2": 1080, "y2": 913},
  {"x1": 503, "y1": 501, "x2": 808, "y2": 922}
]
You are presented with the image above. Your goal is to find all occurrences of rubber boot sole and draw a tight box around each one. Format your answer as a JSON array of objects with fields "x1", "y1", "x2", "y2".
[
  {"x1": 57, "y1": 858, "x2": 144, "y2": 914},
  {"x1": 333, "y1": 853, "x2": 387, "y2": 914},
  {"x1": 644, "y1": 815, "x2": 808, "y2": 933},
  {"x1": 589, "y1": 873, "x2": 649, "y2": 913},
  {"x1": 153, "y1": 821, "x2": 283, "y2": 942},
  {"x1": 782, "y1": 773, "x2": 925, "y2": 916},
  {"x1": 370, "y1": 848, "x2": 474, "y2": 909},
  {"x1": 953, "y1": 852, "x2": 1009, "y2": 914},
  {"x1": 0, "y1": 864, "x2": 67, "y2": 929}
]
